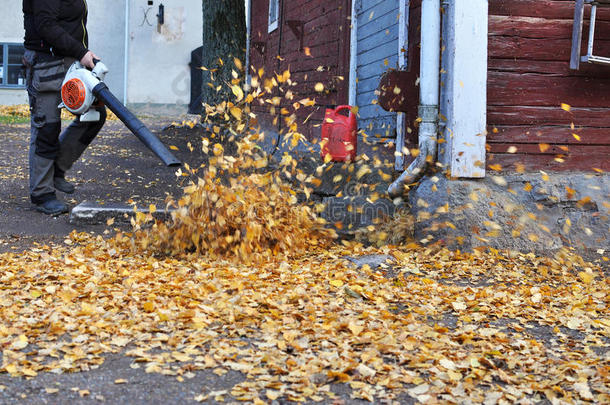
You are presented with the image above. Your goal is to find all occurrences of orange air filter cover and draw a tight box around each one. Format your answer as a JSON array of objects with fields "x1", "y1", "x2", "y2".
[{"x1": 61, "y1": 78, "x2": 87, "y2": 110}]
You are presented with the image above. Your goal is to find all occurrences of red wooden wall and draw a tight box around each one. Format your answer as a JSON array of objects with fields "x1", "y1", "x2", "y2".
[
  {"x1": 488, "y1": 0, "x2": 610, "y2": 172},
  {"x1": 249, "y1": 0, "x2": 351, "y2": 141}
]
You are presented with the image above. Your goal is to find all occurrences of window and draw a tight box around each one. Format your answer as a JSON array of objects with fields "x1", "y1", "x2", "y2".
[
  {"x1": 268, "y1": 0, "x2": 279, "y2": 33},
  {"x1": 0, "y1": 43, "x2": 26, "y2": 88}
]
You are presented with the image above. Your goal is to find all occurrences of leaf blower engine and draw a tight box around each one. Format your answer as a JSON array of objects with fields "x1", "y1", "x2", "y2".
[{"x1": 59, "y1": 61, "x2": 181, "y2": 167}]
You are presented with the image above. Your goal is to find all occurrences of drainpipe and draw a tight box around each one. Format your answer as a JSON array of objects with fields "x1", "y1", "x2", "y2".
[
  {"x1": 348, "y1": 0, "x2": 358, "y2": 106},
  {"x1": 395, "y1": 0, "x2": 408, "y2": 171},
  {"x1": 388, "y1": 0, "x2": 441, "y2": 198},
  {"x1": 245, "y1": 0, "x2": 251, "y2": 86}
]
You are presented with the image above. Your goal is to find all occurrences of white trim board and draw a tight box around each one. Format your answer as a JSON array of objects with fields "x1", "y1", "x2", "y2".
[
  {"x1": 440, "y1": 0, "x2": 487, "y2": 178},
  {"x1": 395, "y1": 0, "x2": 409, "y2": 170}
]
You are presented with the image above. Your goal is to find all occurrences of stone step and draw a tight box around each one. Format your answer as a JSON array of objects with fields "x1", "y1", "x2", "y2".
[{"x1": 70, "y1": 201, "x2": 174, "y2": 225}]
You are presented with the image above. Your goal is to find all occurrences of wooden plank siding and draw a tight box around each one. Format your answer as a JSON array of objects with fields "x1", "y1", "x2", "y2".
[
  {"x1": 487, "y1": 0, "x2": 610, "y2": 172},
  {"x1": 355, "y1": 0, "x2": 400, "y2": 142},
  {"x1": 249, "y1": 0, "x2": 351, "y2": 141}
]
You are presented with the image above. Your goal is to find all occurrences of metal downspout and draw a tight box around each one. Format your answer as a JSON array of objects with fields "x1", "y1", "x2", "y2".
[
  {"x1": 388, "y1": 0, "x2": 441, "y2": 198},
  {"x1": 245, "y1": 0, "x2": 252, "y2": 86},
  {"x1": 348, "y1": 0, "x2": 358, "y2": 106}
]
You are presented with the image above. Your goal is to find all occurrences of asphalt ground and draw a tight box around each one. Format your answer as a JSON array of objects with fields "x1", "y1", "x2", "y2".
[{"x1": 0, "y1": 119, "x2": 200, "y2": 254}]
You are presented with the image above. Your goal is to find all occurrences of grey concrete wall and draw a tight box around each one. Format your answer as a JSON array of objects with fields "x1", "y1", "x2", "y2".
[
  {"x1": 126, "y1": 0, "x2": 202, "y2": 107},
  {"x1": 408, "y1": 173, "x2": 610, "y2": 255},
  {"x1": 0, "y1": 4, "x2": 25, "y2": 43},
  {"x1": 0, "y1": 0, "x2": 202, "y2": 110},
  {"x1": 0, "y1": 89, "x2": 28, "y2": 105},
  {"x1": 87, "y1": 0, "x2": 126, "y2": 103},
  {"x1": 0, "y1": 3, "x2": 27, "y2": 105}
]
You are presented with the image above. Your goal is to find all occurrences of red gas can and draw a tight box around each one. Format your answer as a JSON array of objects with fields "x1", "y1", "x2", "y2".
[{"x1": 320, "y1": 105, "x2": 357, "y2": 162}]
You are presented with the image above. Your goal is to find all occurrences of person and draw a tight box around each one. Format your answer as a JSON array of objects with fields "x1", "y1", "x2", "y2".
[{"x1": 22, "y1": 0, "x2": 106, "y2": 215}]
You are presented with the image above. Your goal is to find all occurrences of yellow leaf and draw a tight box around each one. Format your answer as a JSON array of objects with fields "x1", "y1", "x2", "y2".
[
  {"x1": 578, "y1": 271, "x2": 594, "y2": 284},
  {"x1": 114, "y1": 379, "x2": 128, "y2": 384},
  {"x1": 230, "y1": 107, "x2": 242, "y2": 120},
  {"x1": 12, "y1": 334, "x2": 28, "y2": 350},
  {"x1": 440, "y1": 358, "x2": 456, "y2": 370},
  {"x1": 231, "y1": 85, "x2": 244, "y2": 102},
  {"x1": 314, "y1": 83, "x2": 324, "y2": 92},
  {"x1": 266, "y1": 390, "x2": 281, "y2": 400},
  {"x1": 488, "y1": 164, "x2": 502, "y2": 171},
  {"x1": 348, "y1": 321, "x2": 364, "y2": 336},
  {"x1": 329, "y1": 279, "x2": 344, "y2": 288},
  {"x1": 567, "y1": 317, "x2": 582, "y2": 330},
  {"x1": 5, "y1": 364, "x2": 18, "y2": 374},
  {"x1": 452, "y1": 301, "x2": 467, "y2": 311},
  {"x1": 110, "y1": 336, "x2": 130, "y2": 347},
  {"x1": 143, "y1": 301, "x2": 155, "y2": 312},
  {"x1": 23, "y1": 368, "x2": 37, "y2": 377},
  {"x1": 169, "y1": 145, "x2": 179, "y2": 151},
  {"x1": 561, "y1": 103, "x2": 571, "y2": 112},
  {"x1": 80, "y1": 302, "x2": 96, "y2": 315}
]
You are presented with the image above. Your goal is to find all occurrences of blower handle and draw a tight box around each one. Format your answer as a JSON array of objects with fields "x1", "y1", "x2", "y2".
[{"x1": 92, "y1": 82, "x2": 181, "y2": 167}]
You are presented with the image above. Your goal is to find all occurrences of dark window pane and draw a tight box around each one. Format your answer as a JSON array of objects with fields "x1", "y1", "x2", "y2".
[
  {"x1": 7, "y1": 65, "x2": 26, "y2": 86},
  {"x1": 0, "y1": 44, "x2": 4, "y2": 65},
  {"x1": 8, "y1": 44, "x2": 24, "y2": 65}
]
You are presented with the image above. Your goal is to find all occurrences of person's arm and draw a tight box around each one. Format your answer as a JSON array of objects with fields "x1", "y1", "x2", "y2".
[{"x1": 33, "y1": 0, "x2": 88, "y2": 61}]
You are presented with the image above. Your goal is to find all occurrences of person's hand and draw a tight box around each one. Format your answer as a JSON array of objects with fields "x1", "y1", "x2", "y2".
[{"x1": 80, "y1": 51, "x2": 100, "y2": 69}]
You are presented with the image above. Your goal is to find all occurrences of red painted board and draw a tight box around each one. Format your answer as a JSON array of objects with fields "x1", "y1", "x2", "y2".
[
  {"x1": 488, "y1": 72, "x2": 610, "y2": 108},
  {"x1": 487, "y1": 105, "x2": 610, "y2": 127},
  {"x1": 488, "y1": 125, "x2": 610, "y2": 145}
]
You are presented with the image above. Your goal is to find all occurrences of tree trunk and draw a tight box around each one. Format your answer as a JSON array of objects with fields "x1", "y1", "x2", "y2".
[{"x1": 201, "y1": 0, "x2": 246, "y2": 108}]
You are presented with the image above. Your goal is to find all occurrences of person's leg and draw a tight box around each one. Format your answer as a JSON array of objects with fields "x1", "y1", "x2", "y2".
[
  {"x1": 26, "y1": 51, "x2": 68, "y2": 214},
  {"x1": 55, "y1": 106, "x2": 107, "y2": 184}
]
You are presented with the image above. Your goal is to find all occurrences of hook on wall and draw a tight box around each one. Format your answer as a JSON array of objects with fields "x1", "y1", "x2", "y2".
[{"x1": 157, "y1": 3, "x2": 165, "y2": 26}]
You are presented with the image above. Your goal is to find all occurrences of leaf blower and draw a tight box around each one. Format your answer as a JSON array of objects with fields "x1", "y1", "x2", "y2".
[{"x1": 59, "y1": 60, "x2": 181, "y2": 167}]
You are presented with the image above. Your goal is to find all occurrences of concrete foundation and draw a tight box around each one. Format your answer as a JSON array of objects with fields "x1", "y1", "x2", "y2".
[{"x1": 407, "y1": 173, "x2": 609, "y2": 253}]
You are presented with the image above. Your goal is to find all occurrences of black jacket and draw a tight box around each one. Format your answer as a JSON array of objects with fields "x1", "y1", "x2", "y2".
[{"x1": 23, "y1": 0, "x2": 89, "y2": 60}]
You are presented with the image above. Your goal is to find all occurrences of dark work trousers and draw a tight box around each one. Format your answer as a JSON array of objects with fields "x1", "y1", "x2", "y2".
[{"x1": 24, "y1": 49, "x2": 106, "y2": 204}]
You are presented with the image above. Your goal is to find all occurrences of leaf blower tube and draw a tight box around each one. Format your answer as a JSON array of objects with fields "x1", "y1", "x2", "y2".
[{"x1": 91, "y1": 82, "x2": 181, "y2": 167}]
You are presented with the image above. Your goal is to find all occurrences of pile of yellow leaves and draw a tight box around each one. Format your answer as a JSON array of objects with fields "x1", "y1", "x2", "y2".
[
  {"x1": 124, "y1": 60, "x2": 340, "y2": 262},
  {"x1": 127, "y1": 134, "x2": 336, "y2": 262},
  {"x1": 0, "y1": 236, "x2": 607, "y2": 403}
]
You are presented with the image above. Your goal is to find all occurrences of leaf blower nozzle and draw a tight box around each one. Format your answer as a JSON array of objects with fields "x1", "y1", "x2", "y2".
[
  {"x1": 60, "y1": 61, "x2": 181, "y2": 167},
  {"x1": 92, "y1": 83, "x2": 181, "y2": 167}
]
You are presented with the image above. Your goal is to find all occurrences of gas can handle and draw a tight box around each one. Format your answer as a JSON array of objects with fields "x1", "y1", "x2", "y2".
[{"x1": 334, "y1": 105, "x2": 352, "y2": 115}]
